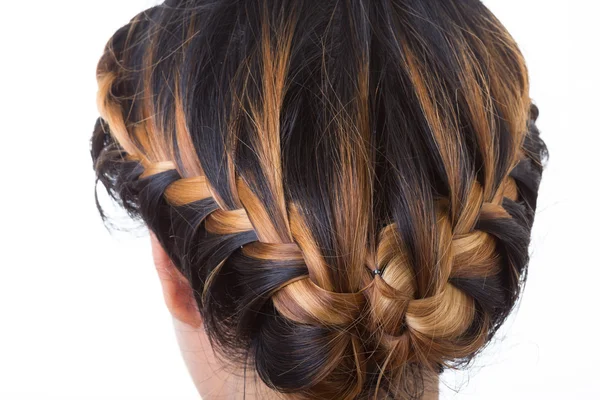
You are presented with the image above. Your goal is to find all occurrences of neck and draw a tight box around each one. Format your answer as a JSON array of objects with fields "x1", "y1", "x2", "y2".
[{"x1": 422, "y1": 373, "x2": 440, "y2": 400}]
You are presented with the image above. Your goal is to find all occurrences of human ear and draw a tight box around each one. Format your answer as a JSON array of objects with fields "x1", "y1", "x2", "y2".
[{"x1": 149, "y1": 231, "x2": 202, "y2": 328}]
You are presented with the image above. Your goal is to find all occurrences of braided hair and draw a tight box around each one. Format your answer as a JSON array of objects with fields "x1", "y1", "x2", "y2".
[{"x1": 91, "y1": 1, "x2": 546, "y2": 398}]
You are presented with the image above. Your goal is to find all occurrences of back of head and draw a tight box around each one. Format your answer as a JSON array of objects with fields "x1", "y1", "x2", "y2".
[{"x1": 92, "y1": 0, "x2": 546, "y2": 398}]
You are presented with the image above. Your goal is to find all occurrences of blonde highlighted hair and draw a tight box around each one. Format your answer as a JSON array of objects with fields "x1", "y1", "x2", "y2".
[{"x1": 91, "y1": 1, "x2": 546, "y2": 398}]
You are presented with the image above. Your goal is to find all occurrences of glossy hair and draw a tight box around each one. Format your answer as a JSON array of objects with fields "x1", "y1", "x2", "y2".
[{"x1": 91, "y1": 0, "x2": 546, "y2": 398}]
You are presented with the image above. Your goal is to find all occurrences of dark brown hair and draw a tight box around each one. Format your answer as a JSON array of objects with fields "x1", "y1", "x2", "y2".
[{"x1": 91, "y1": 1, "x2": 547, "y2": 398}]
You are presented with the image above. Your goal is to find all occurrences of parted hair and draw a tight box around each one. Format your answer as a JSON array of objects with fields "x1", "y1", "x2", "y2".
[{"x1": 91, "y1": 0, "x2": 546, "y2": 398}]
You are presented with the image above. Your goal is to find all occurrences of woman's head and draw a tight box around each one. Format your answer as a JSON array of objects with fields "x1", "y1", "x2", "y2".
[{"x1": 91, "y1": 0, "x2": 546, "y2": 398}]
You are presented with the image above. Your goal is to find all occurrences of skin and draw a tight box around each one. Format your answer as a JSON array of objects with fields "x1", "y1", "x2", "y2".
[{"x1": 149, "y1": 231, "x2": 439, "y2": 400}]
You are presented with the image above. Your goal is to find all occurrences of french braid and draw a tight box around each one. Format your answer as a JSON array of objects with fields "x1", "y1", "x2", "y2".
[{"x1": 91, "y1": 1, "x2": 546, "y2": 399}]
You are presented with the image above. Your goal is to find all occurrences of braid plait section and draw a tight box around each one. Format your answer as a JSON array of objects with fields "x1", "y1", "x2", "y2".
[
  {"x1": 93, "y1": 122, "x2": 370, "y2": 399},
  {"x1": 161, "y1": 166, "x2": 368, "y2": 399},
  {"x1": 366, "y1": 105, "x2": 545, "y2": 395}
]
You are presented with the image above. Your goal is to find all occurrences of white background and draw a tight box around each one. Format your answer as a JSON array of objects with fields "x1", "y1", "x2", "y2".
[{"x1": 0, "y1": 0, "x2": 598, "y2": 399}]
